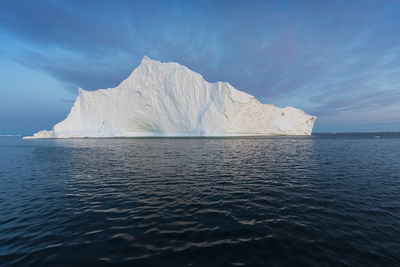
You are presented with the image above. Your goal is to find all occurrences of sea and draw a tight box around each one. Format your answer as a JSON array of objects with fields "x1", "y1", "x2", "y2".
[{"x1": 0, "y1": 133, "x2": 399, "y2": 266}]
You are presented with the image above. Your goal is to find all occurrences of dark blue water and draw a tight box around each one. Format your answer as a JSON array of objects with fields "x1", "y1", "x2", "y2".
[{"x1": 1, "y1": 134, "x2": 400, "y2": 266}]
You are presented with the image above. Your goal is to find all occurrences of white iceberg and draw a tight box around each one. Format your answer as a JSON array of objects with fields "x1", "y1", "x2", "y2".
[{"x1": 24, "y1": 56, "x2": 316, "y2": 139}]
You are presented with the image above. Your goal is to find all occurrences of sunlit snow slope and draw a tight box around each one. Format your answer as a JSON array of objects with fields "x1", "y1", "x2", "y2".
[{"x1": 25, "y1": 56, "x2": 316, "y2": 138}]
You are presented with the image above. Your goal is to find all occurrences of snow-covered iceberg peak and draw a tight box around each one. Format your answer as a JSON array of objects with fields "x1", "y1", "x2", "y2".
[{"x1": 24, "y1": 56, "x2": 316, "y2": 139}]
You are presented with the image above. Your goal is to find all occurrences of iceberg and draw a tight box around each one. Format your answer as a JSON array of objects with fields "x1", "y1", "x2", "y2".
[{"x1": 24, "y1": 56, "x2": 316, "y2": 139}]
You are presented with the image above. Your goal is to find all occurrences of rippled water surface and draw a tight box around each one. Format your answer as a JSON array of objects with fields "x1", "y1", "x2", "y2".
[{"x1": 1, "y1": 134, "x2": 400, "y2": 266}]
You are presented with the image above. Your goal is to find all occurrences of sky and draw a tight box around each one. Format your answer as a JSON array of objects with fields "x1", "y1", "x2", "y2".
[{"x1": 1, "y1": 0, "x2": 400, "y2": 134}]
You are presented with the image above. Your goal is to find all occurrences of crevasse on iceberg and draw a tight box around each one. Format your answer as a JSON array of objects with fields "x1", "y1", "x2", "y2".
[{"x1": 24, "y1": 56, "x2": 316, "y2": 139}]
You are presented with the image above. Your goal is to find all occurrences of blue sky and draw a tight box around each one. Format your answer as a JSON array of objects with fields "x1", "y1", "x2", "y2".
[{"x1": 1, "y1": 0, "x2": 400, "y2": 134}]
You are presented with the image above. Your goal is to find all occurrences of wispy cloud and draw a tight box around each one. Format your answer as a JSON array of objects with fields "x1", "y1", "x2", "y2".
[{"x1": 0, "y1": 0, "x2": 399, "y2": 130}]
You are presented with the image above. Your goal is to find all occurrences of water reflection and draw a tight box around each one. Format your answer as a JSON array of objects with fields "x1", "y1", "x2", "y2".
[{"x1": 1, "y1": 136, "x2": 399, "y2": 265}]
